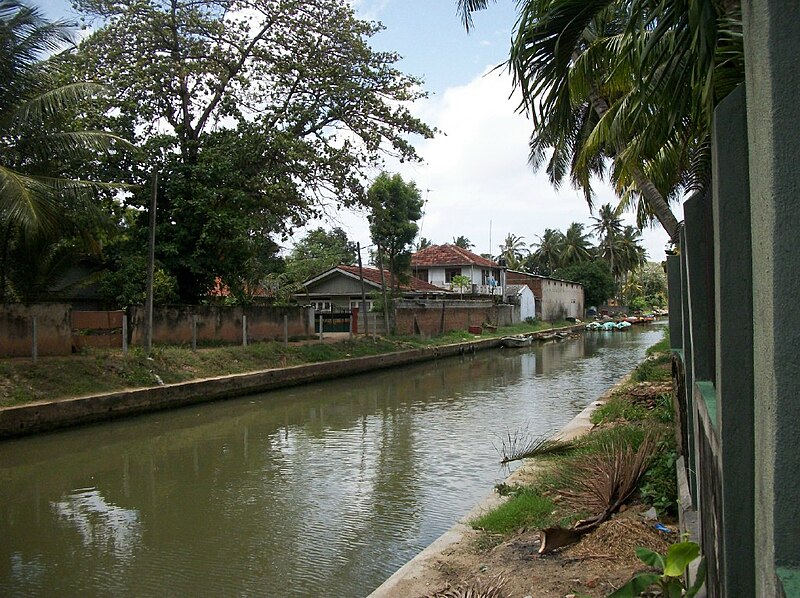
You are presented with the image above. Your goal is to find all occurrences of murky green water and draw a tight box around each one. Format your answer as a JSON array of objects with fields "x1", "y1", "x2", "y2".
[{"x1": 0, "y1": 324, "x2": 665, "y2": 597}]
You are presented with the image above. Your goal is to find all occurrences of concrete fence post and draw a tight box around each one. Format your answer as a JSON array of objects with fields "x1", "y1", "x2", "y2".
[
  {"x1": 122, "y1": 314, "x2": 128, "y2": 355},
  {"x1": 318, "y1": 314, "x2": 323, "y2": 341},
  {"x1": 283, "y1": 314, "x2": 288, "y2": 347},
  {"x1": 242, "y1": 315, "x2": 248, "y2": 347},
  {"x1": 191, "y1": 315, "x2": 197, "y2": 352},
  {"x1": 31, "y1": 316, "x2": 38, "y2": 364}
]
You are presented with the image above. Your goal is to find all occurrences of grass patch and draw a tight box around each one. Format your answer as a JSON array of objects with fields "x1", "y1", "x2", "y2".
[
  {"x1": 471, "y1": 488, "x2": 557, "y2": 533},
  {"x1": 631, "y1": 353, "x2": 672, "y2": 383},
  {"x1": 645, "y1": 329, "x2": 671, "y2": 356}
]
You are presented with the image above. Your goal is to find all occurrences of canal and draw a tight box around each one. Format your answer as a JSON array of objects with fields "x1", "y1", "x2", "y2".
[{"x1": 0, "y1": 324, "x2": 665, "y2": 597}]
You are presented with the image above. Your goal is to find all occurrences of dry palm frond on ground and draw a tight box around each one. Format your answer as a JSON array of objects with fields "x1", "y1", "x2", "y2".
[
  {"x1": 539, "y1": 430, "x2": 661, "y2": 553},
  {"x1": 425, "y1": 576, "x2": 507, "y2": 598}
]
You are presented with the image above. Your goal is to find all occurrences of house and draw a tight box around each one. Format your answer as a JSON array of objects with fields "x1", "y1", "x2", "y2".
[
  {"x1": 410, "y1": 244, "x2": 505, "y2": 296},
  {"x1": 505, "y1": 270, "x2": 584, "y2": 320},
  {"x1": 296, "y1": 264, "x2": 446, "y2": 313},
  {"x1": 504, "y1": 284, "x2": 536, "y2": 321}
]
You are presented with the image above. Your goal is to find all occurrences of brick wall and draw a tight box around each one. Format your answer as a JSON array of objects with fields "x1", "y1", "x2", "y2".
[
  {"x1": 394, "y1": 300, "x2": 513, "y2": 336},
  {"x1": 0, "y1": 304, "x2": 72, "y2": 357}
]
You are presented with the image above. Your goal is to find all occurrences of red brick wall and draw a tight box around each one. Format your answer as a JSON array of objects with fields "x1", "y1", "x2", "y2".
[
  {"x1": 395, "y1": 302, "x2": 513, "y2": 336},
  {"x1": 0, "y1": 304, "x2": 72, "y2": 357},
  {"x1": 506, "y1": 271, "x2": 543, "y2": 297},
  {"x1": 130, "y1": 305, "x2": 313, "y2": 345}
]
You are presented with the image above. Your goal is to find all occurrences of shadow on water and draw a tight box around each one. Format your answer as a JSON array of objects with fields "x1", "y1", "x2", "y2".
[{"x1": 0, "y1": 323, "x2": 666, "y2": 597}]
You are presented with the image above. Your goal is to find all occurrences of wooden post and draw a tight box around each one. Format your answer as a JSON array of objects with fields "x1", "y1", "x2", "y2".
[
  {"x1": 242, "y1": 315, "x2": 248, "y2": 347},
  {"x1": 283, "y1": 314, "x2": 288, "y2": 347},
  {"x1": 318, "y1": 314, "x2": 323, "y2": 341},
  {"x1": 31, "y1": 315, "x2": 37, "y2": 364},
  {"x1": 191, "y1": 315, "x2": 197, "y2": 352},
  {"x1": 122, "y1": 314, "x2": 128, "y2": 355}
]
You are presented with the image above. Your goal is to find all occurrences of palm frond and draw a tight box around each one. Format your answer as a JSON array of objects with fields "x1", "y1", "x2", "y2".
[
  {"x1": 498, "y1": 430, "x2": 578, "y2": 464},
  {"x1": 456, "y1": 0, "x2": 496, "y2": 32}
]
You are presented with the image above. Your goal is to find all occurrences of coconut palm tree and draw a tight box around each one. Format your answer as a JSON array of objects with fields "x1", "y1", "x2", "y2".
[
  {"x1": 530, "y1": 228, "x2": 564, "y2": 276},
  {"x1": 560, "y1": 222, "x2": 592, "y2": 267},
  {"x1": 591, "y1": 203, "x2": 624, "y2": 280},
  {"x1": 0, "y1": 0, "x2": 132, "y2": 301},
  {"x1": 452, "y1": 235, "x2": 473, "y2": 249},
  {"x1": 0, "y1": 1, "x2": 121, "y2": 233},
  {"x1": 457, "y1": 0, "x2": 743, "y2": 241},
  {"x1": 498, "y1": 233, "x2": 527, "y2": 270}
]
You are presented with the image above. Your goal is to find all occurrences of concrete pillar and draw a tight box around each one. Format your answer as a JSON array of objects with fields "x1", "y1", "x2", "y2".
[
  {"x1": 711, "y1": 85, "x2": 755, "y2": 598},
  {"x1": 667, "y1": 255, "x2": 682, "y2": 350},
  {"x1": 743, "y1": 1, "x2": 800, "y2": 593},
  {"x1": 679, "y1": 227, "x2": 698, "y2": 506},
  {"x1": 683, "y1": 191, "x2": 716, "y2": 386}
]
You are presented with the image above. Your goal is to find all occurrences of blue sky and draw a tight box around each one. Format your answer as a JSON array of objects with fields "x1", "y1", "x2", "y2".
[{"x1": 43, "y1": 0, "x2": 674, "y2": 260}]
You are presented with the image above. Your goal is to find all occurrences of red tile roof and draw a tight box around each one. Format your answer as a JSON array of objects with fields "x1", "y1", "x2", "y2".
[
  {"x1": 411, "y1": 244, "x2": 499, "y2": 268},
  {"x1": 333, "y1": 265, "x2": 444, "y2": 292}
]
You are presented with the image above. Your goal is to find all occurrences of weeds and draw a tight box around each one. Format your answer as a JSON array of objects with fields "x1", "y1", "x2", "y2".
[{"x1": 471, "y1": 488, "x2": 557, "y2": 533}]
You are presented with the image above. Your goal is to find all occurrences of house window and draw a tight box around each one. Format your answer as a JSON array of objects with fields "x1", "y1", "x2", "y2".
[
  {"x1": 349, "y1": 300, "x2": 373, "y2": 311},
  {"x1": 482, "y1": 269, "x2": 492, "y2": 285},
  {"x1": 415, "y1": 269, "x2": 429, "y2": 282},
  {"x1": 445, "y1": 268, "x2": 461, "y2": 283},
  {"x1": 311, "y1": 301, "x2": 331, "y2": 312}
]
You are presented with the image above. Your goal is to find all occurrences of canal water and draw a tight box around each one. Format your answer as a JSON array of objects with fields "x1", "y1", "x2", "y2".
[{"x1": 0, "y1": 324, "x2": 664, "y2": 597}]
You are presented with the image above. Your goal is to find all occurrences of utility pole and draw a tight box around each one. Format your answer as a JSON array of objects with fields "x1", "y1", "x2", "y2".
[
  {"x1": 357, "y1": 242, "x2": 369, "y2": 337},
  {"x1": 145, "y1": 170, "x2": 158, "y2": 353}
]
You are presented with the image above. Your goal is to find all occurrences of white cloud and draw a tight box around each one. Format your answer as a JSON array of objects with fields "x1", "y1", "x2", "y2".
[{"x1": 297, "y1": 67, "x2": 677, "y2": 263}]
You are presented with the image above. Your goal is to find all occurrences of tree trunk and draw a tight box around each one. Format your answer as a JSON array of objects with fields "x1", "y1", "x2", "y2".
[{"x1": 589, "y1": 93, "x2": 681, "y2": 242}]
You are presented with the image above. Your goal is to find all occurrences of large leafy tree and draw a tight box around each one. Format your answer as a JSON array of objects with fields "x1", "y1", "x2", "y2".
[
  {"x1": 71, "y1": 0, "x2": 434, "y2": 301},
  {"x1": 368, "y1": 172, "x2": 423, "y2": 292},
  {"x1": 0, "y1": 0, "x2": 130, "y2": 303},
  {"x1": 286, "y1": 227, "x2": 356, "y2": 283},
  {"x1": 623, "y1": 261, "x2": 667, "y2": 309},
  {"x1": 554, "y1": 260, "x2": 615, "y2": 308}
]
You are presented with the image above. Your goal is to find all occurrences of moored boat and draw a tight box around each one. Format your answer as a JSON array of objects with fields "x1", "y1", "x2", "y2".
[{"x1": 501, "y1": 335, "x2": 533, "y2": 348}]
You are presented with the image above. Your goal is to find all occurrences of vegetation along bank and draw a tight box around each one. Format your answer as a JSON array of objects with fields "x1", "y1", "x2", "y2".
[{"x1": 375, "y1": 332, "x2": 694, "y2": 598}]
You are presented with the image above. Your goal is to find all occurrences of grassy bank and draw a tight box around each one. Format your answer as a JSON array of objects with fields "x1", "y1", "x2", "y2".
[
  {"x1": 0, "y1": 319, "x2": 571, "y2": 408},
  {"x1": 470, "y1": 334, "x2": 677, "y2": 538}
]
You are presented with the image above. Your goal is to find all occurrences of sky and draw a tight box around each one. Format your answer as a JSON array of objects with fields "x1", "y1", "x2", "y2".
[{"x1": 44, "y1": 0, "x2": 678, "y2": 262}]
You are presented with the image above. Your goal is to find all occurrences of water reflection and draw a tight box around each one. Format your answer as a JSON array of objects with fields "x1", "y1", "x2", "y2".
[
  {"x1": 0, "y1": 325, "x2": 665, "y2": 597},
  {"x1": 52, "y1": 488, "x2": 141, "y2": 559}
]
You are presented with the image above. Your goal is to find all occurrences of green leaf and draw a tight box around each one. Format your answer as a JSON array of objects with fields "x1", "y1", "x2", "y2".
[
  {"x1": 663, "y1": 541, "x2": 701, "y2": 577},
  {"x1": 664, "y1": 577, "x2": 684, "y2": 598},
  {"x1": 635, "y1": 546, "x2": 665, "y2": 570},
  {"x1": 686, "y1": 557, "x2": 707, "y2": 597},
  {"x1": 607, "y1": 573, "x2": 661, "y2": 597}
]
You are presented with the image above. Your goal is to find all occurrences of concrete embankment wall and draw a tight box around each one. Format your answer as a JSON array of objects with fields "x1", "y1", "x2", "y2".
[
  {"x1": 0, "y1": 324, "x2": 584, "y2": 440},
  {"x1": 0, "y1": 338, "x2": 498, "y2": 440}
]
